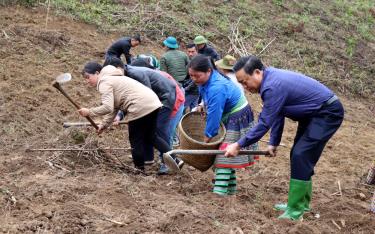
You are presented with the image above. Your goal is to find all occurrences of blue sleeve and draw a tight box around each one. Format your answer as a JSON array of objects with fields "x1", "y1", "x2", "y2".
[
  {"x1": 238, "y1": 87, "x2": 286, "y2": 147},
  {"x1": 204, "y1": 88, "x2": 226, "y2": 138},
  {"x1": 269, "y1": 115, "x2": 285, "y2": 146}
]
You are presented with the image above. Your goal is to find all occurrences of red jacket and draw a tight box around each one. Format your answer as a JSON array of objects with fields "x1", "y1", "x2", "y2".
[{"x1": 158, "y1": 71, "x2": 185, "y2": 117}]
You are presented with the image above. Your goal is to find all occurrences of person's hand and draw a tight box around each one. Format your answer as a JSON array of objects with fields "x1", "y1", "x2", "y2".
[
  {"x1": 96, "y1": 125, "x2": 105, "y2": 135},
  {"x1": 195, "y1": 105, "x2": 207, "y2": 119},
  {"x1": 267, "y1": 145, "x2": 277, "y2": 157},
  {"x1": 225, "y1": 142, "x2": 240, "y2": 157},
  {"x1": 196, "y1": 105, "x2": 204, "y2": 113},
  {"x1": 204, "y1": 136, "x2": 212, "y2": 143},
  {"x1": 78, "y1": 108, "x2": 90, "y2": 117},
  {"x1": 112, "y1": 115, "x2": 121, "y2": 126}
]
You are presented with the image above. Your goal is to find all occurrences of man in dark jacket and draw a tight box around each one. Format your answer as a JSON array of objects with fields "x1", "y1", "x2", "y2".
[
  {"x1": 104, "y1": 57, "x2": 183, "y2": 174},
  {"x1": 193, "y1": 35, "x2": 220, "y2": 61},
  {"x1": 182, "y1": 43, "x2": 199, "y2": 112},
  {"x1": 225, "y1": 56, "x2": 344, "y2": 220},
  {"x1": 105, "y1": 35, "x2": 141, "y2": 64}
]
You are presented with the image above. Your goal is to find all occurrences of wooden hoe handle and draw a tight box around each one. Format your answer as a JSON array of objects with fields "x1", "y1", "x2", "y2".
[{"x1": 52, "y1": 81, "x2": 99, "y2": 130}]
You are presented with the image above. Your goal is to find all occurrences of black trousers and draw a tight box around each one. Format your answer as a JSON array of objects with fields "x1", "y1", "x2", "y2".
[
  {"x1": 290, "y1": 100, "x2": 344, "y2": 181},
  {"x1": 128, "y1": 109, "x2": 171, "y2": 168},
  {"x1": 144, "y1": 106, "x2": 173, "y2": 161}
]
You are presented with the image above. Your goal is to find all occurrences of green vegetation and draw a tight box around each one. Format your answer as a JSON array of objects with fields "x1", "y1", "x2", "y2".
[
  {"x1": 6, "y1": 0, "x2": 375, "y2": 98},
  {"x1": 346, "y1": 37, "x2": 358, "y2": 58}
]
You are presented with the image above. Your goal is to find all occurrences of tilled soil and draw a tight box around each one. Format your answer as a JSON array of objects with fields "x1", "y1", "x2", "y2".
[{"x1": 0, "y1": 6, "x2": 374, "y2": 234}]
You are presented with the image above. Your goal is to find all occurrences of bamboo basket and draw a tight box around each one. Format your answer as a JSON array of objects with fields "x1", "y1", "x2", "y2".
[{"x1": 178, "y1": 112, "x2": 226, "y2": 172}]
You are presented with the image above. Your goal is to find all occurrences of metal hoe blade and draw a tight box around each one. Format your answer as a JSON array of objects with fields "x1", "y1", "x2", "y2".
[
  {"x1": 164, "y1": 152, "x2": 180, "y2": 172},
  {"x1": 56, "y1": 73, "x2": 72, "y2": 84}
]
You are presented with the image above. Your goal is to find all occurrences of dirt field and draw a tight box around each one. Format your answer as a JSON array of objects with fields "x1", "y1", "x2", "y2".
[{"x1": 1, "y1": 6, "x2": 374, "y2": 233}]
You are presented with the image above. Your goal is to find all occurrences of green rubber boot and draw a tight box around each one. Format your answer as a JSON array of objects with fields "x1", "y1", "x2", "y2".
[
  {"x1": 278, "y1": 179, "x2": 310, "y2": 220},
  {"x1": 304, "y1": 179, "x2": 312, "y2": 211},
  {"x1": 274, "y1": 180, "x2": 312, "y2": 212}
]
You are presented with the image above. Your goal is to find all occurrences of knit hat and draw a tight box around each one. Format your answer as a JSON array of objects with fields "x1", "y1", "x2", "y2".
[
  {"x1": 194, "y1": 35, "x2": 208, "y2": 45},
  {"x1": 163, "y1": 36, "x2": 179, "y2": 49},
  {"x1": 215, "y1": 55, "x2": 237, "y2": 70}
]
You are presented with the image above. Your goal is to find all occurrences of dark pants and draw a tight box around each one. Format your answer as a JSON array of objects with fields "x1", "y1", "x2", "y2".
[
  {"x1": 128, "y1": 108, "x2": 171, "y2": 168},
  {"x1": 128, "y1": 110, "x2": 158, "y2": 168},
  {"x1": 184, "y1": 93, "x2": 199, "y2": 113},
  {"x1": 290, "y1": 100, "x2": 344, "y2": 181},
  {"x1": 143, "y1": 106, "x2": 172, "y2": 161}
]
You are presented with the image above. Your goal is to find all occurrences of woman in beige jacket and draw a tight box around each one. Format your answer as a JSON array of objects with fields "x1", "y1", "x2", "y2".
[{"x1": 78, "y1": 62, "x2": 167, "y2": 171}]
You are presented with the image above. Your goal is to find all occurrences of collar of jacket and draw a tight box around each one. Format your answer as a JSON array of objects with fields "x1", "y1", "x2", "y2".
[
  {"x1": 97, "y1": 65, "x2": 123, "y2": 90},
  {"x1": 259, "y1": 67, "x2": 271, "y2": 94},
  {"x1": 200, "y1": 69, "x2": 219, "y2": 91}
]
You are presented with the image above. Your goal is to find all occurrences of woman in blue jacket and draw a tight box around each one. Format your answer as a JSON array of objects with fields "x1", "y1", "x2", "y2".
[{"x1": 188, "y1": 55, "x2": 258, "y2": 196}]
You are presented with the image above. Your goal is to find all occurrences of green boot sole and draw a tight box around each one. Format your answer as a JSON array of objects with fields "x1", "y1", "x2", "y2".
[{"x1": 278, "y1": 210, "x2": 304, "y2": 221}]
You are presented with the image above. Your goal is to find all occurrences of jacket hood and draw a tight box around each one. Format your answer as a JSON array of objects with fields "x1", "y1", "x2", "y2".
[
  {"x1": 97, "y1": 65, "x2": 124, "y2": 90},
  {"x1": 99, "y1": 65, "x2": 124, "y2": 78}
]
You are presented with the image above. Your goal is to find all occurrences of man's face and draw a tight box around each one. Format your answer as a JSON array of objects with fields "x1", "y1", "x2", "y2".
[
  {"x1": 196, "y1": 43, "x2": 205, "y2": 50},
  {"x1": 131, "y1": 39, "x2": 140, "y2": 47},
  {"x1": 235, "y1": 68, "x2": 262, "y2": 93},
  {"x1": 187, "y1": 47, "x2": 198, "y2": 59}
]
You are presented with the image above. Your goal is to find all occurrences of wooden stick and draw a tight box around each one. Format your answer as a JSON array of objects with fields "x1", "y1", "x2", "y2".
[
  {"x1": 331, "y1": 180, "x2": 343, "y2": 196},
  {"x1": 256, "y1": 37, "x2": 277, "y2": 56},
  {"x1": 2, "y1": 30, "x2": 9, "y2": 39},
  {"x1": 331, "y1": 220, "x2": 341, "y2": 230},
  {"x1": 45, "y1": 0, "x2": 51, "y2": 29},
  {"x1": 52, "y1": 81, "x2": 99, "y2": 130},
  {"x1": 103, "y1": 217, "x2": 125, "y2": 226},
  {"x1": 166, "y1": 149, "x2": 270, "y2": 156},
  {"x1": 63, "y1": 121, "x2": 126, "y2": 128},
  {"x1": 259, "y1": 139, "x2": 287, "y2": 147},
  {"x1": 46, "y1": 160, "x2": 71, "y2": 172},
  {"x1": 26, "y1": 147, "x2": 132, "y2": 152},
  {"x1": 338, "y1": 180, "x2": 342, "y2": 196}
]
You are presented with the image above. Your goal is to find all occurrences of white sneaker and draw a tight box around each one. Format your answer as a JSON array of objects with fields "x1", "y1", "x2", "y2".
[{"x1": 144, "y1": 160, "x2": 155, "y2": 165}]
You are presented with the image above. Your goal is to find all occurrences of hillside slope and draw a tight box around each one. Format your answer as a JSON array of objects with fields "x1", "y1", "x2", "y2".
[
  {"x1": 9, "y1": 0, "x2": 374, "y2": 98},
  {"x1": 0, "y1": 3, "x2": 374, "y2": 234}
]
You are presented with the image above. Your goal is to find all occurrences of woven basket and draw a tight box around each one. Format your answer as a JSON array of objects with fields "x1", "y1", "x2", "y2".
[{"x1": 178, "y1": 112, "x2": 226, "y2": 172}]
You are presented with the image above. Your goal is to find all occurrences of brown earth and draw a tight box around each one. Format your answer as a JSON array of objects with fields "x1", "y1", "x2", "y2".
[{"x1": 1, "y1": 6, "x2": 375, "y2": 234}]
